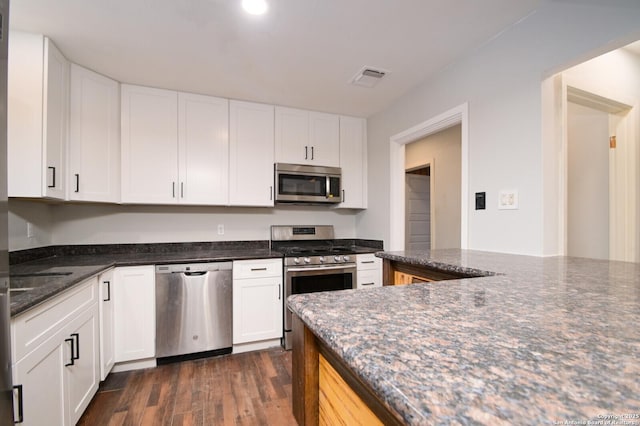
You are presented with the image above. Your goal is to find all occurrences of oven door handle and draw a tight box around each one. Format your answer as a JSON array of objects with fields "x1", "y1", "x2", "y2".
[{"x1": 286, "y1": 265, "x2": 356, "y2": 273}]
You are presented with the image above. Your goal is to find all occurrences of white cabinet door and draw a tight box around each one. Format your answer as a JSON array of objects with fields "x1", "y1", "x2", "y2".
[
  {"x1": 65, "y1": 303, "x2": 100, "y2": 425},
  {"x1": 98, "y1": 269, "x2": 115, "y2": 380},
  {"x1": 12, "y1": 339, "x2": 67, "y2": 426},
  {"x1": 121, "y1": 85, "x2": 178, "y2": 204},
  {"x1": 178, "y1": 92, "x2": 229, "y2": 205},
  {"x1": 309, "y1": 112, "x2": 340, "y2": 167},
  {"x1": 229, "y1": 100, "x2": 275, "y2": 206},
  {"x1": 69, "y1": 64, "x2": 120, "y2": 203},
  {"x1": 43, "y1": 37, "x2": 70, "y2": 200},
  {"x1": 113, "y1": 266, "x2": 156, "y2": 362},
  {"x1": 233, "y1": 275, "x2": 283, "y2": 344},
  {"x1": 275, "y1": 106, "x2": 309, "y2": 164},
  {"x1": 338, "y1": 116, "x2": 367, "y2": 209}
]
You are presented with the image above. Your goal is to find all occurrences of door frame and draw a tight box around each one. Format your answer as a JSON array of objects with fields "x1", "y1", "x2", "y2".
[
  {"x1": 389, "y1": 103, "x2": 469, "y2": 251},
  {"x1": 558, "y1": 75, "x2": 638, "y2": 261}
]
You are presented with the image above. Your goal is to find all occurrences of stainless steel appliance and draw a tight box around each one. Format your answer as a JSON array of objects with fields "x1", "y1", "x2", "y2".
[
  {"x1": 271, "y1": 225, "x2": 356, "y2": 350},
  {"x1": 274, "y1": 163, "x2": 342, "y2": 204},
  {"x1": 0, "y1": 1, "x2": 12, "y2": 423},
  {"x1": 155, "y1": 262, "x2": 232, "y2": 359}
]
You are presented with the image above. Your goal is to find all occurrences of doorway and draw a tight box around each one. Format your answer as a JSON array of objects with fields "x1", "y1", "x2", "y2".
[{"x1": 405, "y1": 166, "x2": 432, "y2": 251}]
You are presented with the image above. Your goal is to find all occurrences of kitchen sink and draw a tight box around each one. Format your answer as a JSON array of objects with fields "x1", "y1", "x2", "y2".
[{"x1": 10, "y1": 272, "x2": 73, "y2": 278}]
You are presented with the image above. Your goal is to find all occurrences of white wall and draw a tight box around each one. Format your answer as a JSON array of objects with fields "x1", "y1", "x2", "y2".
[
  {"x1": 566, "y1": 102, "x2": 609, "y2": 259},
  {"x1": 49, "y1": 204, "x2": 358, "y2": 245},
  {"x1": 358, "y1": 1, "x2": 640, "y2": 255},
  {"x1": 8, "y1": 200, "x2": 53, "y2": 251},
  {"x1": 405, "y1": 125, "x2": 461, "y2": 249}
]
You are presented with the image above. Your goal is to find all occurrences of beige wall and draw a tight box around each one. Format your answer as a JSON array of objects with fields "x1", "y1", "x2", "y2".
[{"x1": 405, "y1": 125, "x2": 461, "y2": 249}]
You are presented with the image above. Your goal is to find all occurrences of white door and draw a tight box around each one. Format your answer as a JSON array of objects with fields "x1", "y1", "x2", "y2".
[
  {"x1": 233, "y1": 276, "x2": 283, "y2": 344},
  {"x1": 309, "y1": 112, "x2": 340, "y2": 166},
  {"x1": 275, "y1": 106, "x2": 309, "y2": 164},
  {"x1": 338, "y1": 116, "x2": 366, "y2": 208},
  {"x1": 121, "y1": 85, "x2": 178, "y2": 204},
  {"x1": 69, "y1": 64, "x2": 120, "y2": 202},
  {"x1": 229, "y1": 100, "x2": 275, "y2": 206},
  {"x1": 43, "y1": 37, "x2": 69, "y2": 200},
  {"x1": 99, "y1": 269, "x2": 115, "y2": 380},
  {"x1": 65, "y1": 304, "x2": 100, "y2": 425},
  {"x1": 405, "y1": 172, "x2": 431, "y2": 251},
  {"x1": 113, "y1": 266, "x2": 156, "y2": 362},
  {"x1": 178, "y1": 92, "x2": 229, "y2": 205}
]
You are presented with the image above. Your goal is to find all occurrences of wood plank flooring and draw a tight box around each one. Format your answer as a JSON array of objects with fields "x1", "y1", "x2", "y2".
[{"x1": 78, "y1": 348, "x2": 297, "y2": 426}]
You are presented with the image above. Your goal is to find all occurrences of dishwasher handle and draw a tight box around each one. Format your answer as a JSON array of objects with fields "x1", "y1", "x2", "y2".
[{"x1": 183, "y1": 271, "x2": 208, "y2": 276}]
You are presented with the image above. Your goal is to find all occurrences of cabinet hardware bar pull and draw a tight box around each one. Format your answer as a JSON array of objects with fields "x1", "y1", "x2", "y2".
[
  {"x1": 47, "y1": 166, "x2": 56, "y2": 188},
  {"x1": 71, "y1": 333, "x2": 80, "y2": 361},
  {"x1": 278, "y1": 284, "x2": 281, "y2": 300},
  {"x1": 342, "y1": 189, "x2": 345, "y2": 203},
  {"x1": 104, "y1": 280, "x2": 111, "y2": 301},
  {"x1": 305, "y1": 146, "x2": 308, "y2": 160},
  {"x1": 75, "y1": 174, "x2": 80, "y2": 193},
  {"x1": 172, "y1": 182, "x2": 176, "y2": 198},
  {"x1": 251, "y1": 267, "x2": 268, "y2": 271},
  {"x1": 13, "y1": 384, "x2": 24, "y2": 424},
  {"x1": 65, "y1": 337, "x2": 75, "y2": 366},
  {"x1": 311, "y1": 146, "x2": 314, "y2": 160},
  {"x1": 270, "y1": 186, "x2": 273, "y2": 201},
  {"x1": 181, "y1": 182, "x2": 184, "y2": 198},
  {"x1": 361, "y1": 261, "x2": 375, "y2": 264},
  {"x1": 362, "y1": 282, "x2": 375, "y2": 286}
]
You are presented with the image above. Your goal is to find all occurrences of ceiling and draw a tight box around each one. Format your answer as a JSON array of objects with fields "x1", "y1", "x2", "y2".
[{"x1": 10, "y1": 0, "x2": 546, "y2": 117}]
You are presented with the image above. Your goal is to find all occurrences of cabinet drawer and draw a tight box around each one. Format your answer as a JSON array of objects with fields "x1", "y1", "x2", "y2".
[
  {"x1": 356, "y1": 254, "x2": 381, "y2": 270},
  {"x1": 12, "y1": 276, "x2": 99, "y2": 362},
  {"x1": 233, "y1": 259, "x2": 282, "y2": 279},
  {"x1": 357, "y1": 269, "x2": 382, "y2": 289}
]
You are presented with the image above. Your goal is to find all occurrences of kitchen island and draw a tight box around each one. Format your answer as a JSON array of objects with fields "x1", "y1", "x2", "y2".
[{"x1": 288, "y1": 249, "x2": 640, "y2": 425}]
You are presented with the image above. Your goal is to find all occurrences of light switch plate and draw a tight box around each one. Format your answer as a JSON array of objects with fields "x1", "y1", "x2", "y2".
[{"x1": 498, "y1": 190, "x2": 518, "y2": 210}]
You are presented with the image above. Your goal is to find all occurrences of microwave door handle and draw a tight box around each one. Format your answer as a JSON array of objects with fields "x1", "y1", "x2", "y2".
[{"x1": 326, "y1": 176, "x2": 330, "y2": 199}]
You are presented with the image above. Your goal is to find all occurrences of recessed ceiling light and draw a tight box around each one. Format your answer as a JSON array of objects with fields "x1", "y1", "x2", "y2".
[{"x1": 242, "y1": 0, "x2": 268, "y2": 15}]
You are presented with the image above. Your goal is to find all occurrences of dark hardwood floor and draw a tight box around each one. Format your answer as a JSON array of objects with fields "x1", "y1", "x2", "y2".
[{"x1": 78, "y1": 348, "x2": 297, "y2": 426}]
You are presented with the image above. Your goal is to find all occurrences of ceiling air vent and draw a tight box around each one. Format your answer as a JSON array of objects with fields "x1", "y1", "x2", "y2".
[{"x1": 350, "y1": 66, "x2": 389, "y2": 88}]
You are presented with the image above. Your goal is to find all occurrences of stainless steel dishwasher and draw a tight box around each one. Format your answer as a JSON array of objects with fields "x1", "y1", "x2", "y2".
[{"x1": 155, "y1": 262, "x2": 232, "y2": 359}]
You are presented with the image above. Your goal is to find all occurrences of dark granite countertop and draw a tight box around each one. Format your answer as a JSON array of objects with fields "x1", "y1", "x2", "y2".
[{"x1": 287, "y1": 249, "x2": 640, "y2": 425}]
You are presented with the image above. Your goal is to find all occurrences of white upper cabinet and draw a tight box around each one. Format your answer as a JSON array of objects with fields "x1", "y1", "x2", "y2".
[
  {"x1": 338, "y1": 116, "x2": 367, "y2": 209},
  {"x1": 275, "y1": 107, "x2": 339, "y2": 167},
  {"x1": 69, "y1": 64, "x2": 120, "y2": 203},
  {"x1": 121, "y1": 85, "x2": 179, "y2": 204},
  {"x1": 229, "y1": 100, "x2": 275, "y2": 207},
  {"x1": 8, "y1": 32, "x2": 69, "y2": 199},
  {"x1": 178, "y1": 92, "x2": 229, "y2": 205}
]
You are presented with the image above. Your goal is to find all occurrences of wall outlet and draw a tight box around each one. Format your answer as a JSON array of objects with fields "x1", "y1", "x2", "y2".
[
  {"x1": 217, "y1": 224, "x2": 224, "y2": 235},
  {"x1": 498, "y1": 190, "x2": 518, "y2": 210},
  {"x1": 27, "y1": 222, "x2": 34, "y2": 238}
]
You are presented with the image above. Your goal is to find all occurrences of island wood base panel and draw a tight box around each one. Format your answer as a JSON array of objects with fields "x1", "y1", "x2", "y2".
[{"x1": 292, "y1": 313, "x2": 404, "y2": 426}]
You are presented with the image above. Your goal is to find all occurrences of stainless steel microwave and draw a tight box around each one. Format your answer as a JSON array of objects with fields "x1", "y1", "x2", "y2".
[{"x1": 274, "y1": 163, "x2": 342, "y2": 204}]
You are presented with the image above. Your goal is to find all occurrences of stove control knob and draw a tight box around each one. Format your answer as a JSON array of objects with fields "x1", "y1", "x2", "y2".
[
  {"x1": 304, "y1": 257, "x2": 311, "y2": 264},
  {"x1": 334, "y1": 256, "x2": 341, "y2": 262},
  {"x1": 294, "y1": 257, "x2": 300, "y2": 264},
  {"x1": 319, "y1": 256, "x2": 325, "y2": 263},
  {"x1": 343, "y1": 255, "x2": 350, "y2": 262}
]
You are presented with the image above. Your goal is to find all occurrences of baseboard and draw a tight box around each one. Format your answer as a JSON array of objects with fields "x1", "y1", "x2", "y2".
[{"x1": 232, "y1": 338, "x2": 282, "y2": 354}]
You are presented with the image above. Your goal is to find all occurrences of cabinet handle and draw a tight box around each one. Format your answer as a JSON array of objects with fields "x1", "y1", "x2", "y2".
[
  {"x1": 278, "y1": 284, "x2": 281, "y2": 300},
  {"x1": 361, "y1": 261, "x2": 375, "y2": 264},
  {"x1": 181, "y1": 182, "x2": 184, "y2": 198},
  {"x1": 305, "y1": 146, "x2": 308, "y2": 160},
  {"x1": 251, "y1": 267, "x2": 268, "y2": 271},
  {"x1": 103, "y1": 280, "x2": 111, "y2": 301},
  {"x1": 13, "y1": 385, "x2": 24, "y2": 424},
  {"x1": 269, "y1": 186, "x2": 273, "y2": 201},
  {"x1": 311, "y1": 146, "x2": 314, "y2": 160},
  {"x1": 362, "y1": 282, "x2": 375, "y2": 286},
  {"x1": 75, "y1": 174, "x2": 80, "y2": 193},
  {"x1": 47, "y1": 166, "x2": 56, "y2": 188},
  {"x1": 342, "y1": 189, "x2": 345, "y2": 203},
  {"x1": 71, "y1": 333, "x2": 80, "y2": 361},
  {"x1": 65, "y1": 337, "x2": 75, "y2": 366},
  {"x1": 172, "y1": 182, "x2": 176, "y2": 198}
]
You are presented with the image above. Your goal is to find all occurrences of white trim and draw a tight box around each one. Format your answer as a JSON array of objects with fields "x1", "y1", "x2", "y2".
[{"x1": 389, "y1": 103, "x2": 469, "y2": 251}]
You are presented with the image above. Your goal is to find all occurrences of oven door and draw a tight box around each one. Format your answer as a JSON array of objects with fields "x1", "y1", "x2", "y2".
[{"x1": 283, "y1": 264, "x2": 355, "y2": 349}]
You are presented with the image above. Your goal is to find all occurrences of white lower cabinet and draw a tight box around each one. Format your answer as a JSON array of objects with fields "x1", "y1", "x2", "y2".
[
  {"x1": 98, "y1": 268, "x2": 115, "y2": 380},
  {"x1": 11, "y1": 277, "x2": 100, "y2": 425},
  {"x1": 232, "y1": 259, "x2": 283, "y2": 350},
  {"x1": 356, "y1": 254, "x2": 383, "y2": 289},
  {"x1": 113, "y1": 265, "x2": 156, "y2": 363}
]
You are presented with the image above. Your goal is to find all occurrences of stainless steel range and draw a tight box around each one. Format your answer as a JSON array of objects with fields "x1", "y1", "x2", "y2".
[{"x1": 271, "y1": 225, "x2": 356, "y2": 350}]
